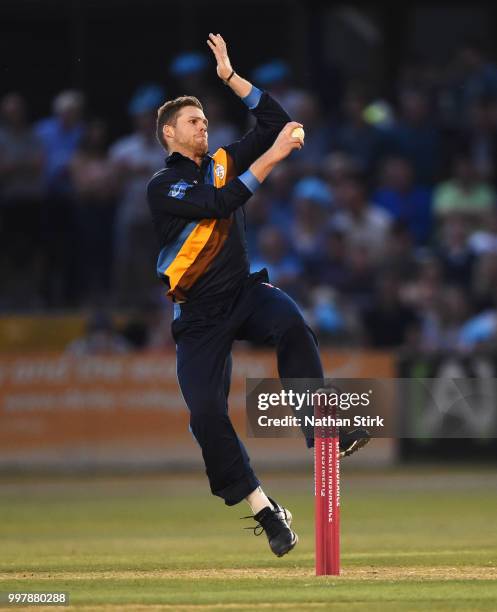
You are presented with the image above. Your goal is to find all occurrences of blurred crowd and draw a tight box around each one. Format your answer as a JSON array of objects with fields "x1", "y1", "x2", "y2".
[{"x1": 2, "y1": 41, "x2": 497, "y2": 352}]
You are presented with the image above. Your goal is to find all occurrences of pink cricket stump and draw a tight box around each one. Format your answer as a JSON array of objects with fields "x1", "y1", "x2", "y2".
[{"x1": 314, "y1": 400, "x2": 340, "y2": 575}]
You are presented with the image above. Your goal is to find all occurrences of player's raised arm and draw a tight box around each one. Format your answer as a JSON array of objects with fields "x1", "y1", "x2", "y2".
[
  {"x1": 206, "y1": 33, "x2": 252, "y2": 98},
  {"x1": 206, "y1": 33, "x2": 293, "y2": 173}
]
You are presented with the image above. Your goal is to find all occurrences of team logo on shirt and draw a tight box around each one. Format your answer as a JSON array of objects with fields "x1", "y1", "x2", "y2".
[
  {"x1": 168, "y1": 180, "x2": 190, "y2": 199},
  {"x1": 215, "y1": 164, "x2": 225, "y2": 180}
]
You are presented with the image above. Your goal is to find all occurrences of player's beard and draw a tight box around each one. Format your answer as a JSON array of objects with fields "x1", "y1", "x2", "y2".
[{"x1": 193, "y1": 135, "x2": 208, "y2": 157}]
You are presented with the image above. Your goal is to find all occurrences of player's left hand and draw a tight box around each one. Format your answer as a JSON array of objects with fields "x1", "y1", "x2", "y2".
[{"x1": 207, "y1": 33, "x2": 234, "y2": 81}]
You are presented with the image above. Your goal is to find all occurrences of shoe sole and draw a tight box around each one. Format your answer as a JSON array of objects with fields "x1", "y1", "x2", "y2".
[
  {"x1": 275, "y1": 531, "x2": 298, "y2": 557},
  {"x1": 340, "y1": 436, "x2": 371, "y2": 458}
]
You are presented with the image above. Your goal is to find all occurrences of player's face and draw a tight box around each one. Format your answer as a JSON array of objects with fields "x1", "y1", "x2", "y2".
[{"x1": 169, "y1": 106, "x2": 209, "y2": 157}]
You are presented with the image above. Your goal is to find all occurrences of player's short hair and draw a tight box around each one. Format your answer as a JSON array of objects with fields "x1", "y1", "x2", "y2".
[{"x1": 156, "y1": 95, "x2": 203, "y2": 150}]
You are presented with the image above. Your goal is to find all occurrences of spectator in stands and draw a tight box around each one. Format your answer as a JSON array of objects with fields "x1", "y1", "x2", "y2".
[
  {"x1": 289, "y1": 92, "x2": 332, "y2": 171},
  {"x1": 250, "y1": 226, "x2": 303, "y2": 301},
  {"x1": 469, "y1": 208, "x2": 497, "y2": 256},
  {"x1": 373, "y1": 155, "x2": 433, "y2": 245},
  {"x1": 66, "y1": 311, "x2": 130, "y2": 355},
  {"x1": 340, "y1": 245, "x2": 377, "y2": 312},
  {"x1": 202, "y1": 95, "x2": 238, "y2": 153},
  {"x1": 251, "y1": 59, "x2": 305, "y2": 119},
  {"x1": 305, "y1": 286, "x2": 349, "y2": 344},
  {"x1": 419, "y1": 285, "x2": 471, "y2": 352},
  {"x1": 385, "y1": 86, "x2": 442, "y2": 184},
  {"x1": 333, "y1": 174, "x2": 392, "y2": 262},
  {"x1": 455, "y1": 40, "x2": 497, "y2": 113},
  {"x1": 70, "y1": 119, "x2": 119, "y2": 306},
  {"x1": 0, "y1": 93, "x2": 44, "y2": 308},
  {"x1": 441, "y1": 40, "x2": 494, "y2": 121},
  {"x1": 402, "y1": 254, "x2": 443, "y2": 313},
  {"x1": 244, "y1": 188, "x2": 273, "y2": 259},
  {"x1": 36, "y1": 90, "x2": 85, "y2": 306},
  {"x1": 290, "y1": 177, "x2": 334, "y2": 258},
  {"x1": 321, "y1": 151, "x2": 359, "y2": 190},
  {"x1": 110, "y1": 84, "x2": 165, "y2": 306},
  {"x1": 472, "y1": 252, "x2": 497, "y2": 309},
  {"x1": 36, "y1": 90, "x2": 85, "y2": 195},
  {"x1": 169, "y1": 52, "x2": 211, "y2": 100},
  {"x1": 379, "y1": 221, "x2": 419, "y2": 282},
  {"x1": 436, "y1": 215, "x2": 476, "y2": 290},
  {"x1": 264, "y1": 161, "x2": 296, "y2": 229},
  {"x1": 433, "y1": 153, "x2": 496, "y2": 221},
  {"x1": 304, "y1": 226, "x2": 349, "y2": 293},
  {"x1": 458, "y1": 284, "x2": 497, "y2": 351},
  {"x1": 361, "y1": 274, "x2": 420, "y2": 348},
  {"x1": 329, "y1": 85, "x2": 385, "y2": 177},
  {"x1": 459, "y1": 97, "x2": 497, "y2": 181},
  {"x1": 362, "y1": 98, "x2": 396, "y2": 131}
]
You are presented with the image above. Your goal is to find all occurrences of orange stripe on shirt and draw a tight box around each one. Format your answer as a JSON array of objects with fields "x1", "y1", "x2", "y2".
[
  {"x1": 165, "y1": 219, "x2": 218, "y2": 297},
  {"x1": 166, "y1": 148, "x2": 236, "y2": 300}
]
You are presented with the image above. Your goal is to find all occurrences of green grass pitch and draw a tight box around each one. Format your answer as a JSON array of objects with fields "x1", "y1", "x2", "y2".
[{"x1": 1, "y1": 467, "x2": 497, "y2": 610}]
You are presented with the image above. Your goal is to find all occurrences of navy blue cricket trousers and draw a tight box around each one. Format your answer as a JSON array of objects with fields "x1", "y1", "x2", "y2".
[{"x1": 171, "y1": 270, "x2": 324, "y2": 506}]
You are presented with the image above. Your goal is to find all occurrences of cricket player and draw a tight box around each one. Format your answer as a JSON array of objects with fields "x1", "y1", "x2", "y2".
[{"x1": 147, "y1": 34, "x2": 369, "y2": 557}]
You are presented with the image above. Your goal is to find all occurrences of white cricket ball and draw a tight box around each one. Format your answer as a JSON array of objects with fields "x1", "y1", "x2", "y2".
[{"x1": 291, "y1": 127, "x2": 305, "y2": 141}]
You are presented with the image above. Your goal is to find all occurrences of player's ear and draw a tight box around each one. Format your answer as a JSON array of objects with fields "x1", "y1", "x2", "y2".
[{"x1": 164, "y1": 124, "x2": 174, "y2": 140}]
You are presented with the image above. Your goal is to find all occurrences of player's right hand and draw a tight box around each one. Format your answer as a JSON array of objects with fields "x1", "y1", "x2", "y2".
[
  {"x1": 207, "y1": 33, "x2": 234, "y2": 81},
  {"x1": 269, "y1": 122, "x2": 304, "y2": 162}
]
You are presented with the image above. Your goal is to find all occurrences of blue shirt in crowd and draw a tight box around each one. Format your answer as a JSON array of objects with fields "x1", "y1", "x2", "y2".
[
  {"x1": 373, "y1": 186, "x2": 433, "y2": 245},
  {"x1": 35, "y1": 118, "x2": 84, "y2": 194}
]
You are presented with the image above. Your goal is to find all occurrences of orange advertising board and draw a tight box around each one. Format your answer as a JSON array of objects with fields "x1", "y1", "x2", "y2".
[{"x1": 0, "y1": 349, "x2": 394, "y2": 468}]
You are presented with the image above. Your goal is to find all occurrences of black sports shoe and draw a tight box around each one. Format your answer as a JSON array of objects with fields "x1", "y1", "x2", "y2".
[
  {"x1": 267, "y1": 497, "x2": 292, "y2": 528},
  {"x1": 243, "y1": 500, "x2": 298, "y2": 557},
  {"x1": 339, "y1": 428, "x2": 371, "y2": 458},
  {"x1": 306, "y1": 428, "x2": 371, "y2": 457}
]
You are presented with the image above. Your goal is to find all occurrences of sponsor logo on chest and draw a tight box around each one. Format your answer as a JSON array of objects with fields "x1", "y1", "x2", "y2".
[{"x1": 215, "y1": 164, "x2": 225, "y2": 180}]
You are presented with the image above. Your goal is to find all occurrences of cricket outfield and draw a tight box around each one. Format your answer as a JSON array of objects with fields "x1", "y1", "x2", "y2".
[{"x1": 1, "y1": 468, "x2": 496, "y2": 611}]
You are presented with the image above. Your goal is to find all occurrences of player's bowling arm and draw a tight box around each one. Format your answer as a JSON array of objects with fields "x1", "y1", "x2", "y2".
[
  {"x1": 249, "y1": 122, "x2": 303, "y2": 183},
  {"x1": 205, "y1": 35, "x2": 292, "y2": 174},
  {"x1": 224, "y1": 91, "x2": 293, "y2": 175}
]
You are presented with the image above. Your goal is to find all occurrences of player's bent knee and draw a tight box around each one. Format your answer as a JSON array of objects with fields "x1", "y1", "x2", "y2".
[{"x1": 277, "y1": 310, "x2": 307, "y2": 338}]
